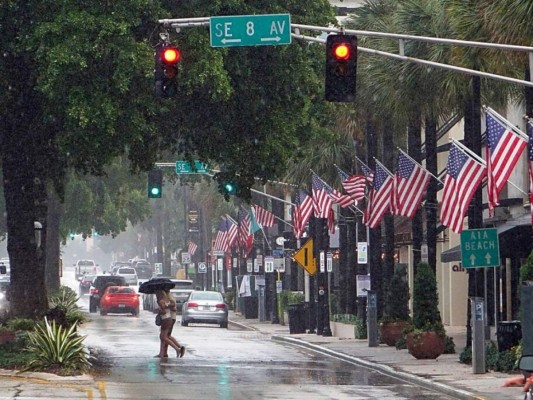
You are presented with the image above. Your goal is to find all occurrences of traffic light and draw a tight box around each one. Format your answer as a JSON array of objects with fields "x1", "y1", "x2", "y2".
[
  {"x1": 148, "y1": 169, "x2": 163, "y2": 198},
  {"x1": 222, "y1": 181, "x2": 237, "y2": 195},
  {"x1": 154, "y1": 43, "x2": 181, "y2": 98},
  {"x1": 325, "y1": 34, "x2": 357, "y2": 102}
]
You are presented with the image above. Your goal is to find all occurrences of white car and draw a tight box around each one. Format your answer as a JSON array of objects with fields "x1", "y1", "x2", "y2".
[{"x1": 115, "y1": 267, "x2": 138, "y2": 286}]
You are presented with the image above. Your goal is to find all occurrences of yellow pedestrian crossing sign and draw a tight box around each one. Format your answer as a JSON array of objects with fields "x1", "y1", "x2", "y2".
[{"x1": 293, "y1": 239, "x2": 316, "y2": 276}]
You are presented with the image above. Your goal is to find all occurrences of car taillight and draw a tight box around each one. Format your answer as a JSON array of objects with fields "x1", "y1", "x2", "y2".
[
  {"x1": 187, "y1": 302, "x2": 198, "y2": 308},
  {"x1": 216, "y1": 303, "x2": 226, "y2": 309},
  {"x1": 90, "y1": 288, "x2": 99, "y2": 295}
]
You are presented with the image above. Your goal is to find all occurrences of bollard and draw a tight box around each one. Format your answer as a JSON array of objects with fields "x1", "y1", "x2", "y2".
[
  {"x1": 367, "y1": 290, "x2": 378, "y2": 347},
  {"x1": 470, "y1": 297, "x2": 486, "y2": 374}
]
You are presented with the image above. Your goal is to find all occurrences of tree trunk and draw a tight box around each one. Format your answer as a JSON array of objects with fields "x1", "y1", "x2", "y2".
[
  {"x1": 424, "y1": 117, "x2": 438, "y2": 274},
  {"x1": 3, "y1": 139, "x2": 48, "y2": 318},
  {"x1": 382, "y1": 121, "x2": 395, "y2": 298},
  {"x1": 45, "y1": 184, "x2": 62, "y2": 292},
  {"x1": 345, "y1": 212, "x2": 357, "y2": 315},
  {"x1": 338, "y1": 207, "x2": 348, "y2": 313}
]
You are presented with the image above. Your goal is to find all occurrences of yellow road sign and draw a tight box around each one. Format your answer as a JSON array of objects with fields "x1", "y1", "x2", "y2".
[{"x1": 293, "y1": 239, "x2": 316, "y2": 276}]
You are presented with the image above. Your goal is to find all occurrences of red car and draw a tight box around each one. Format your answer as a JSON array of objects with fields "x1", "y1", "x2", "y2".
[{"x1": 99, "y1": 286, "x2": 140, "y2": 317}]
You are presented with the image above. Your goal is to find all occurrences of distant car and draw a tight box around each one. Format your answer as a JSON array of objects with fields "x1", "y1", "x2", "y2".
[
  {"x1": 181, "y1": 290, "x2": 228, "y2": 328},
  {"x1": 142, "y1": 279, "x2": 193, "y2": 313},
  {"x1": 99, "y1": 286, "x2": 140, "y2": 317},
  {"x1": 74, "y1": 259, "x2": 98, "y2": 280},
  {"x1": 89, "y1": 275, "x2": 127, "y2": 313},
  {"x1": 78, "y1": 274, "x2": 95, "y2": 296},
  {"x1": 132, "y1": 261, "x2": 153, "y2": 281},
  {"x1": 115, "y1": 267, "x2": 138, "y2": 286},
  {"x1": 110, "y1": 261, "x2": 131, "y2": 275}
]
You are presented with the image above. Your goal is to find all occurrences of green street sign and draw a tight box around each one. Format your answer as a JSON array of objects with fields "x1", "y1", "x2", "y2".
[
  {"x1": 175, "y1": 160, "x2": 208, "y2": 174},
  {"x1": 460, "y1": 228, "x2": 500, "y2": 268},
  {"x1": 210, "y1": 14, "x2": 291, "y2": 48}
]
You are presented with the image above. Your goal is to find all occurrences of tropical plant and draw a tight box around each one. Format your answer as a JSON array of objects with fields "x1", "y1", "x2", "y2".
[
  {"x1": 411, "y1": 262, "x2": 445, "y2": 335},
  {"x1": 519, "y1": 248, "x2": 533, "y2": 283},
  {"x1": 381, "y1": 264, "x2": 411, "y2": 323},
  {"x1": 5, "y1": 318, "x2": 36, "y2": 332},
  {"x1": 23, "y1": 318, "x2": 92, "y2": 374}
]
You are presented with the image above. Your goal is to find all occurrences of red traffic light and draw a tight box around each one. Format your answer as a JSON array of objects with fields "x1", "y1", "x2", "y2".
[
  {"x1": 161, "y1": 46, "x2": 180, "y2": 65},
  {"x1": 333, "y1": 43, "x2": 351, "y2": 60}
]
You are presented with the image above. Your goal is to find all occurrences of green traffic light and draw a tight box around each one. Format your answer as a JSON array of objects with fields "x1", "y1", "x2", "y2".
[
  {"x1": 150, "y1": 187, "x2": 161, "y2": 196},
  {"x1": 224, "y1": 183, "x2": 235, "y2": 193}
]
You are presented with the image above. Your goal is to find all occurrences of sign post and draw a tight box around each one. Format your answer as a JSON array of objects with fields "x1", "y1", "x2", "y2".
[
  {"x1": 460, "y1": 228, "x2": 500, "y2": 268},
  {"x1": 210, "y1": 14, "x2": 291, "y2": 48}
]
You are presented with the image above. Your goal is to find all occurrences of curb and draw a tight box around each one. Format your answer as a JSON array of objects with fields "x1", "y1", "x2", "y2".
[
  {"x1": 0, "y1": 369, "x2": 95, "y2": 384},
  {"x1": 272, "y1": 335, "x2": 486, "y2": 400}
]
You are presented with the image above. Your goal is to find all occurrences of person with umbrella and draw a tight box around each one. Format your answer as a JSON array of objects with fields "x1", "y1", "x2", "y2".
[{"x1": 139, "y1": 279, "x2": 185, "y2": 358}]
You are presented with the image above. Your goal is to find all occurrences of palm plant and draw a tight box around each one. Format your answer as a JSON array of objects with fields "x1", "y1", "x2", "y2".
[{"x1": 23, "y1": 318, "x2": 92, "y2": 374}]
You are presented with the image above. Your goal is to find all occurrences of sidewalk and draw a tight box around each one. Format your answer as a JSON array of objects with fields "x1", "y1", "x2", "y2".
[{"x1": 228, "y1": 310, "x2": 524, "y2": 400}]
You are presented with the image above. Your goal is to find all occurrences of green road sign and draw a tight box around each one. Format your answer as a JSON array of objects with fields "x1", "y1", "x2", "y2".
[
  {"x1": 175, "y1": 160, "x2": 208, "y2": 174},
  {"x1": 460, "y1": 228, "x2": 500, "y2": 268},
  {"x1": 210, "y1": 14, "x2": 291, "y2": 48}
]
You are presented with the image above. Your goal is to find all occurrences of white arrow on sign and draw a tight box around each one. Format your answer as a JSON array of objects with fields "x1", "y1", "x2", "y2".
[
  {"x1": 260, "y1": 36, "x2": 281, "y2": 42},
  {"x1": 469, "y1": 254, "x2": 476, "y2": 266},
  {"x1": 221, "y1": 38, "x2": 242, "y2": 44},
  {"x1": 485, "y1": 253, "x2": 492, "y2": 264}
]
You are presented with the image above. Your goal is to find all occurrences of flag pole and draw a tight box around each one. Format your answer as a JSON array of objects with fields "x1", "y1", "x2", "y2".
[
  {"x1": 373, "y1": 158, "x2": 394, "y2": 176},
  {"x1": 396, "y1": 147, "x2": 443, "y2": 184},
  {"x1": 450, "y1": 138, "x2": 487, "y2": 166},
  {"x1": 484, "y1": 106, "x2": 528, "y2": 140}
]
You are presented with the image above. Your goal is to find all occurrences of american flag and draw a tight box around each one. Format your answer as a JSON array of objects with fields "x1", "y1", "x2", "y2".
[
  {"x1": 187, "y1": 240, "x2": 197, "y2": 256},
  {"x1": 237, "y1": 207, "x2": 253, "y2": 257},
  {"x1": 312, "y1": 173, "x2": 333, "y2": 218},
  {"x1": 292, "y1": 190, "x2": 313, "y2": 239},
  {"x1": 316, "y1": 174, "x2": 354, "y2": 208},
  {"x1": 441, "y1": 142, "x2": 486, "y2": 234},
  {"x1": 364, "y1": 161, "x2": 394, "y2": 229},
  {"x1": 527, "y1": 122, "x2": 533, "y2": 225},
  {"x1": 252, "y1": 205, "x2": 275, "y2": 228},
  {"x1": 336, "y1": 166, "x2": 366, "y2": 201},
  {"x1": 394, "y1": 150, "x2": 431, "y2": 218},
  {"x1": 213, "y1": 218, "x2": 230, "y2": 252},
  {"x1": 225, "y1": 215, "x2": 238, "y2": 251},
  {"x1": 358, "y1": 159, "x2": 375, "y2": 185},
  {"x1": 486, "y1": 112, "x2": 528, "y2": 215}
]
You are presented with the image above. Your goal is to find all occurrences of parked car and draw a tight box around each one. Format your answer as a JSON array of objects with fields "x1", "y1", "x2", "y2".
[
  {"x1": 115, "y1": 267, "x2": 138, "y2": 286},
  {"x1": 181, "y1": 290, "x2": 228, "y2": 328},
  {"x1": 142, "y1": 279, "x2": 194, "y2": 313},
  {"x1": 89, "y1": 275, "x2": 127, "y2": 313},
  {"x1": 78, "y1": 274, "x2": 95, "y2": 296},
  {"x1": 99, "y1": 286, "x2": 140, "y2": 317}
]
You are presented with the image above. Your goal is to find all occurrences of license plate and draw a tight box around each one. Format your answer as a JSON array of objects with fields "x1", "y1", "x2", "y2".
[
  {"x1": 198, "y1": 306, "x2": 204, "y2": 310},
  {"x1": 119, "y1": 304, "x2": 125, "y2": 308},
  {"x1": 210, "y1": 306, "x2": 216, "y2": 311}
]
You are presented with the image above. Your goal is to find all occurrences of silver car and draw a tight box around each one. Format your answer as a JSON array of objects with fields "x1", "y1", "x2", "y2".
[
  {"x1": 181, "y1": 291, "x2": 228, "y2": 328},
  {"x1": 115, "y1": 267, "x2": 138, "y2": 286}
]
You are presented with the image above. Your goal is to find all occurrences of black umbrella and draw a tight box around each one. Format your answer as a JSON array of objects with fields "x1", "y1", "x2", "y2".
[{"x1": 138, "y1": 278, "x2": 175, "y2": 294}]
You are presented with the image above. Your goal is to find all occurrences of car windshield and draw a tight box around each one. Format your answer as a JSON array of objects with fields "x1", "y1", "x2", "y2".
[
  {"x1": 191, "y1": 292, "x2": 222, "y2": 301},
  {"x1": 118, "y1": 268, "x2": 135, "y2": 274},
  {"x1": 174, "y1": 281, "x2": 193, "y2": 289},
  {"x1": 78, "y1": 261, "x2": 94, "y2": 266},
  {"x1": 82, "y1": 275, "x2": 94, "y2": 281}
]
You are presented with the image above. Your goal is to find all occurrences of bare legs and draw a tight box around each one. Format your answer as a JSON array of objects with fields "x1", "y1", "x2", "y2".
[{"x1": 157, "y1": 318, "x2": 183, "y2": 358}]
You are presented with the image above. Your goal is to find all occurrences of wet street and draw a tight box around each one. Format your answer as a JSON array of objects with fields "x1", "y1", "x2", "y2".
[{"x1": 0, "y1": 271, "x2": 460, "y2": 399}]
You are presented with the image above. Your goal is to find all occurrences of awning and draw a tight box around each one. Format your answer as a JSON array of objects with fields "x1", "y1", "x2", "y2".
[{"x1": 440, "y1": 213, "x2": 531, "y2": 263}]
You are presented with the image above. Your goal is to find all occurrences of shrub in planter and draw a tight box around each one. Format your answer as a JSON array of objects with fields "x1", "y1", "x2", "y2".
[
  {"x1": 380, "y1": 264, "x2": 411, "y2": 346},
  {"x1": 519, "y1": 248, "x2": 533, "y2": 282},
  {"x1": 406, "y1": 262, "x2": 445, "y2": 359}
]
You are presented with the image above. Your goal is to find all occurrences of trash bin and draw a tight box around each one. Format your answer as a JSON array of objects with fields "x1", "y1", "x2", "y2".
[
  {"x1": 497, "y1": 321, "x2": 522, "y2": 352},
  {"x1": 288, "y1": 303, "x2": 306, "y2": 334}
]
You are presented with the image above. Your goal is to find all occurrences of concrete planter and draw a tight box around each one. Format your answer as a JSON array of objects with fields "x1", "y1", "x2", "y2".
[{"x1": 331, "y1": 321, "x2": 357, "y2": 338}]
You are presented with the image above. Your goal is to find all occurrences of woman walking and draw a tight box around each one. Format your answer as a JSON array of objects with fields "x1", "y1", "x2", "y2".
[{"x1": 155, "y1": 286, "x2": 185, "y2": 358}]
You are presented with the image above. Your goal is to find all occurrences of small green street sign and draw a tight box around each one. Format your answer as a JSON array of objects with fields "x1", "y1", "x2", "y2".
[
  {"x1": 210, "y1": 14, "x2": 291, "y2": 48},
  {"x1": 175, "y1": 160, "x2": 208, "y2": 174},
  {"x1": 460, "y1": 228, "x2": 500, "y2": 268}
]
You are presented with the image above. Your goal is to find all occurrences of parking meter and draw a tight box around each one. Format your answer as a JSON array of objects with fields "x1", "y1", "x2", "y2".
[
  {"x1": 470, "y1": 297, "x2": 485, "y2": 374},
  {"x1": 367, "y1": 290, "x2": 378, "y2": 347}
]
